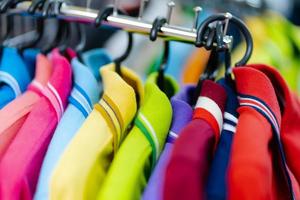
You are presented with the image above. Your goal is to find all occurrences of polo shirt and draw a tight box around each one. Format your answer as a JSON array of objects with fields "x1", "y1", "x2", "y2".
[
  {"x1": 0, "y1": 54, "x2": 52, "y2": 160},
  {"x1": 50, "y1": 64, "x2": 144, "y2": 200},
  {"x1": 98, "y1": 73, "x2": 178, "y2": 200},
  {"x1": 228, "y1": 66, "x2": 300, "y2": 199},
  {"x1": 0, "y1": 47, "x2": 32, "y2": 108},
  {"x1": 247, "y1": 64, "x2": 300, "y2": 195},
  {"x1": 206, "y1": 78, "x2": 239, "y2": 200},
  {"x1": 0, "y1": 48, "x2": 72, "y2": 200},
  {"x1": 82, "y1": 48, "x2": 111, "y2": 82},
  {"x1": 34, "y1": 50, "x2": 111, "y2": 200},
  {"x1": 164, "y1": 80, "x2": 227, "y2": 200},
  {"x1": 142, "y1": 85, "x2": 194, "y2": 200}
]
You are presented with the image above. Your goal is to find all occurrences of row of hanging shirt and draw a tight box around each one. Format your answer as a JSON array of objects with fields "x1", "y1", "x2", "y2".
[{"x1": 1, "y1": 2, "x2": 300, "y2": 200}]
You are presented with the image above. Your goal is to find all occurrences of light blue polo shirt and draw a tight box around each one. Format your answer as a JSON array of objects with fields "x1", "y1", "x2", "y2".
[
  {"x1": 0, "y1": 47, "x2": 32, "y2": 108},
  {"x1": 34, "y1": 49, "x2": 111, "y2": 200}
]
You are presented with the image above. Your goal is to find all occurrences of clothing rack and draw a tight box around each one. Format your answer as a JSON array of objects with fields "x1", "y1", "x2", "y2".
[
  {"x1": 8, "y1": 1, "x2": 199, "y2": 44},
  {"x1": 5, "y1": 0, "x2": 253, "y2": 69}
]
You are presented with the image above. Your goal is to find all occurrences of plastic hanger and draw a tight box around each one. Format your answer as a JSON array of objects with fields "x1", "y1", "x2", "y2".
[
  {"x1": 16, "y1": 0, "x2": 45, "y2": 52},
  {"x1": 192, "y1": 13, "x2": 254, "y2": 105},
  {"x1": 95, "y1": 5, "x2": 133, "y2": 77},
  {"x1": 1, "y1": 12, "x2": 15, "y2": 45},
  {"x1": 195, "y1": 13, "x2": 253, "y2": 67},
  {"x1": 0, "y1": 0, "x2": 45, "y2": 52},
  {"x1": 190, "y1": 22, "x2": 221, "y2": 106},
  {"x1": 149, "y1": 17, "x2": 171, "y2": 94},
  {"x1": 74, "y1": 23, "x2": 86, "y2": 63},
  {"x1": 0, "y1": 0, "x2": 25, "y2": 13},
  {"x1": 39, "y1": 0, "x2": 69, "y2": 55}
]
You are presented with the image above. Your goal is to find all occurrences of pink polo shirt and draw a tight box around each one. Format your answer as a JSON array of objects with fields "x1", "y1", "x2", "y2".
[
  {"x1": 0, "y1": 49, "x2": 72, "y2": 200},
  {"x1": 0, "y1": 54, "x2": 52, "y2": 159}
]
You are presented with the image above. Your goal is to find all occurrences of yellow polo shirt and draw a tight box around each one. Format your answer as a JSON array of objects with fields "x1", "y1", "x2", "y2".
[{"x1": 49, "y1": 64, "x2": 144, "y2": 200}]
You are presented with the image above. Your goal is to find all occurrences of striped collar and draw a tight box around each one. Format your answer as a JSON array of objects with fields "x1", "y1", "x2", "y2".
[
  {"x1": 233, "y1": 66, "x2": 282, "y2": 128},
  {"x1": 69, "y1": 84, "x2": 93, "y2": 118},
  {"x1": 135, "y1": 112, "x2": 160, "y2": 170},
  {"x1": 167, "y1": 85, "x2": 194, "y2": 143},
  {"x1": 238, "y1": 94, "x2": 280, "y2": 135},
  {"x1": 68, "y1": 58, "x2": 101, "y2": 117},
  {"x1": 27, "y1": 54, "x2": 53, "y2": 96},
  {"x1": 0, "y1": 71, "x2": 21, "y2": 98},
  {"x1": 223, "y1": 112, "x2": 238, "y2": 133},
  {"x1": 217, "y1": 78, "x2": 239, "y2": 134},
  {"x1": 233, "y1": 66, "x2": 282, "y2": 132},
  {"x1": 95, "y1": 94, "x2": 124, "y2": 152},
  {"x1": 193, "y1": 80, "x2": 227, "y2": 138},
  {"x1": 94, "y1": 64, "x2": 144, "y2": 153},
  {"x1": 41, "y1": 49, "x2": 72, "y2": 121},
  {"x1": 133, "y1": 75, "x2": 174, "y2": 170}
]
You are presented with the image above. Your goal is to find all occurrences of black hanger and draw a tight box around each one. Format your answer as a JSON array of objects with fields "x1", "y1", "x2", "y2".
[
  {"x1": 0, "y1": 0, "x2": 16, "y2": 47},
  {"x1": 149, "y1": 17, "x2": 170, "y2": 93},
  {"x1": 195, "y1": 13, "x2": 253, "y2": 67},
  {"x1": 190, "y1": 21, "x2": 222, "y2": 106},
  {"x1": 0, "y1": 0, "x2": 25, "y2": 13},
  {"x1": 57, "y1": 21, "x2": 72, "y2": 57},
  {"x1": 16, "y1": 0, "x2": 46, "y2": 52},
  {"x1": 95, "y1": 5, "x2": 133, "y2": 77},
  {"x1": 74, "y1": 23, "x2": 86, "y2": 63},
  {"x1": 191, "y1": 13, "x2": 254, "y2": 105},
  {"x1": 40, "y1": 0, "x2": 69, "y2": 55},
  {"x1": 1, "y1": 14, "x2": 14, "y2": 45}
]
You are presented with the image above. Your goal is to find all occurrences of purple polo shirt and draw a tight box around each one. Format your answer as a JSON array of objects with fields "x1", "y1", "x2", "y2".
[{"x1": 142, "y1": 85, "x2": 194, "y2": 200}]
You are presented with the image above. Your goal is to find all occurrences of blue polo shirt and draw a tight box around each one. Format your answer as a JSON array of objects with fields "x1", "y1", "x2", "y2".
[
  {"x1": 34, "y1": 49, "x2": 111, "y2": 200},
  {"x1": 0, "y1": 47, "x2": 32, "y2": 108},
  {"x1": 22, "y1": 48, "x2": 40, "y2": 78},
  {"x1": 205, "y1": 78, "x2": 239, "y2": 200}
]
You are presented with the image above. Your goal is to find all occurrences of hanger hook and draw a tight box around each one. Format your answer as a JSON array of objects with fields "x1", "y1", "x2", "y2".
[
  {"x1": 42, "y1": 0, "x2": 64, "y2": 18},
  {"x1": 149, "y1": 17, "x2": 167, "y2": 41},
  {"x1": 95, "y1": 5, "x2": 133, "y2": 76},
  {"x1": 0, "y1": 0, "x2": 24, "y2": 14},
  {"x1": 149, "y1": 17, "x2": 170, "y2": 92},
  {"x1": 195, "y1": 13, "x2": 253, "y2": 66},
  {"x1": 28, "y1": 0, "x2": 46, "y2": 14}
]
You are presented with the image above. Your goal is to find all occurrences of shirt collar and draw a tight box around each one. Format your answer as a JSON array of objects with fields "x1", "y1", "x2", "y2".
[
  {"x1": 217, "y1": 78, "x2": 239, "y2": 133},
  {"x1": 246, "y1": 64, "x2": 300, "y2": 137},
  {"x1": 68, "y1": 58, "x2": 101, "y2": 117},
  {"x1": 96, "y1": 63, "x2": 144, "y2": 149},
  {"x1": 27, "y1": 54, "x2": 53, "y2": 95},
  {"x1": 194, "y1": 80, "x2": 227, "y2": 135},
  {"x1": 167, "y1": 85, "x2": 194, "y2": 143},
  {"x1": 0, "y1": 47, "x2": 31, "y2": 96},
  {"x1": 233, "y1": 65, "x2": 282, "y2": 135},
  {"x1": 82, "y1": 48, "x2": 112, "y2": 82},
  {"x1": 42, "y1": 48, "x2": 72, "y2": 120},
  {"x1": 33, "y1": 54, "x2": 52, "y2": 86},
  {"x1": 134, "y1": 73, "x2": 175, "y2": 168}
]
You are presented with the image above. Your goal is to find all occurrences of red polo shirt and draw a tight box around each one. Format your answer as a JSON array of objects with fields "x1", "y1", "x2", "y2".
[
  {"x1": 228, "y1": 65, "x2": 300, "y2": 200},
  {"x1": 248, "y1": 63, "x2": 300, "y2": 196}
]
